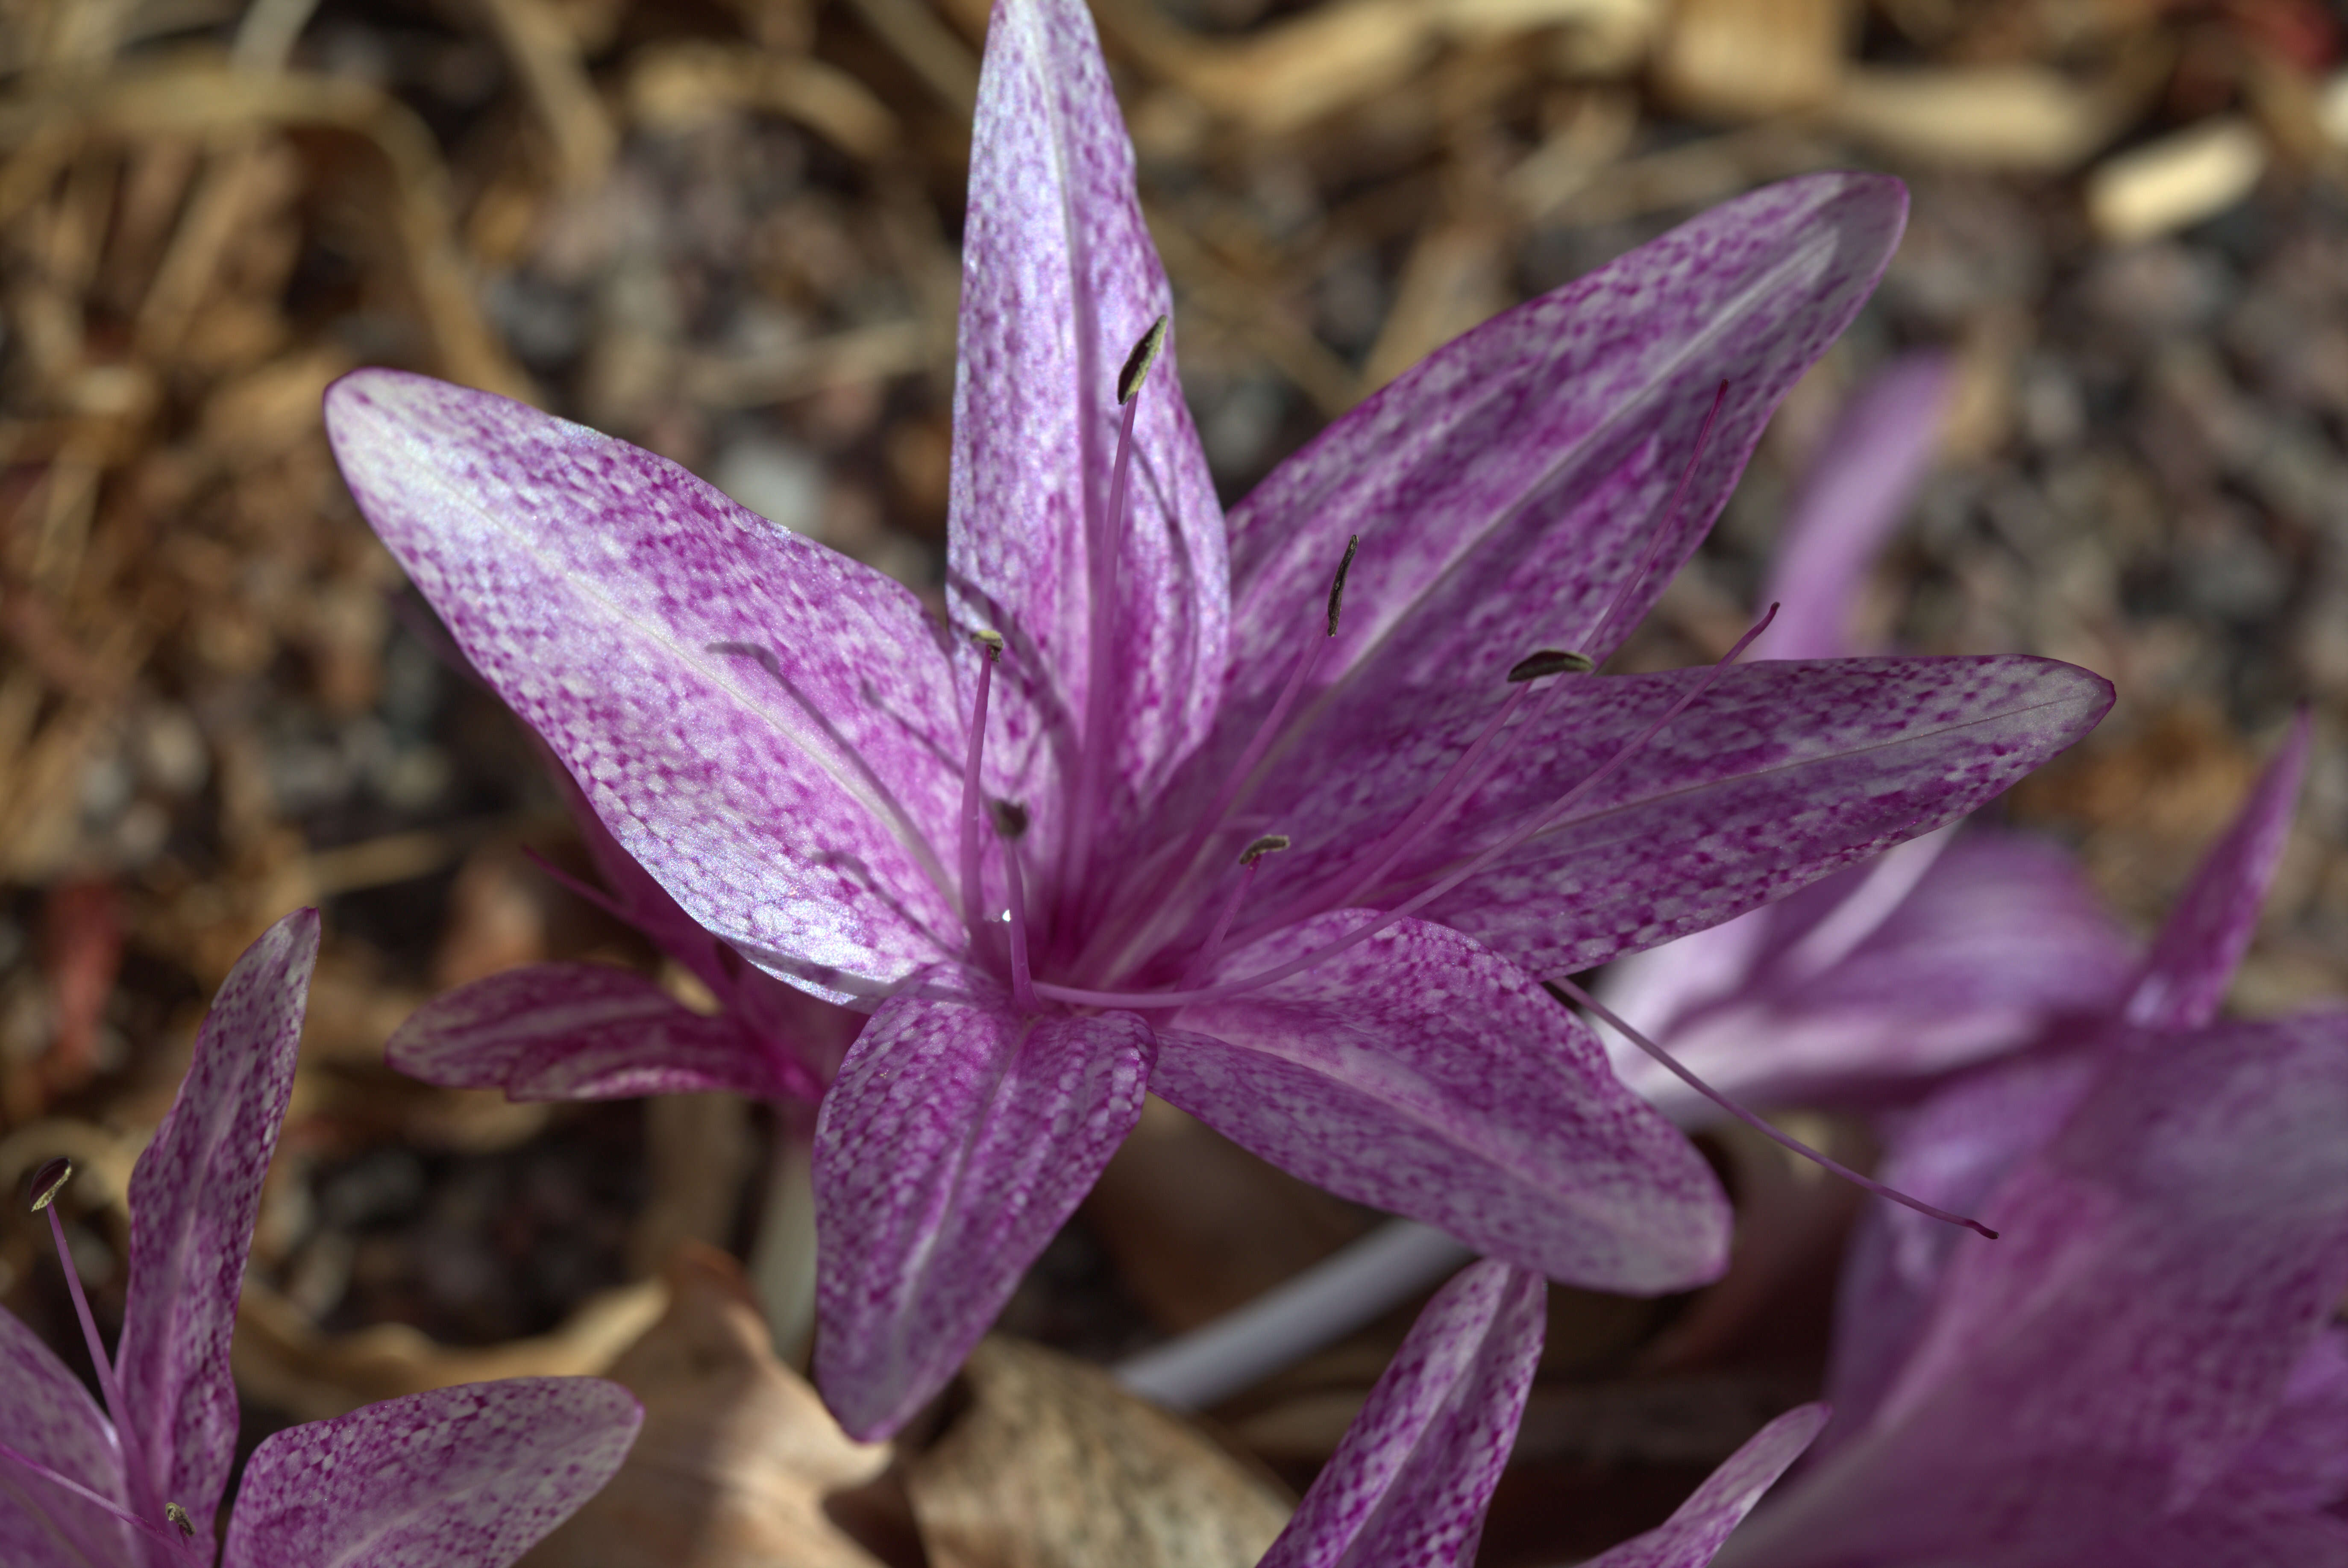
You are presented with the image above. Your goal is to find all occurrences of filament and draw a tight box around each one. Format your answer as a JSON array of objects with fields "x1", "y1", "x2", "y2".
[
  {"x1": 1031, "y1": 607, "x2": 1778, "y2": 1012},
  {"x1": 1068, "y1": 382, "x2": 1149, "y2": 911},
  {"x1": 959, "y1": 632, "x2": 1003, "y2": 949},
  {"x1": 44, "y1": 1207, "x2": 132, "y2": 1455}
]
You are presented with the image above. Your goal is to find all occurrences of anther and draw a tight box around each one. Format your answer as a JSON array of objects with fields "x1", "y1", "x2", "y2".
[
  {"x1": 28, "y1": 1156, "x2": 70, "y2": 1212},
  {"x1": 1118, "y1": 314, "x2": 1170, "y2": 405},
  {"x1": 1326, "y1": 534, "x2": 1359, "y2": 637},
  {"x1": 972, "y1": 628, "x2": 1004, "y2": 657},
  {"x1": 1507, "y1": 649, "x2": 1596, "y2": 683},
  {"x1": 166, "y1": 1503, "x2": 194, "y2": 1538},
  {"x1": 989, "y1": 799, "x2": 1029, "y2": 840},
  {"x1": 1241, "y1": 834, "x2": 1290, "y2": 865}
]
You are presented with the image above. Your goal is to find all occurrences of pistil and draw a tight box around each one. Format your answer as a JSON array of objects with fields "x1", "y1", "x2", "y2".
[
  {"x1": 960, "y1": 630, "x2": 1005, "y2": 956},
  {"x1": 1554, "y1": 977, "x2": 1998, "y2": 1239},
  {"x1": 991, "y1": 799, "x2": 1040, "y2": 1013},
  {"x1": 1068, "y1": 316, "x2": 1169, "y2": 917}
]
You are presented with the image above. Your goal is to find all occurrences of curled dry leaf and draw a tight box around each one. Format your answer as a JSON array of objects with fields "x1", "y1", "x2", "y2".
[
  {"x1": 906, "y1": 1338, "x2": 1293, "y2": 1568},
  {"x1": 234, "y1": 1274, "x2": 666, "y2": 1423},
  {"x1": 520, "y1": 1242, "x2": 895, "y2": 1568}
]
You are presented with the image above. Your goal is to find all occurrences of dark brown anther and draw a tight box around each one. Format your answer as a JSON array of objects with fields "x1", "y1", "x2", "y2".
[
  {"x1": 28, "y1": 1157, "x2": 71, "y2": 1213},
  {"x1": 1118, "y1": 314, "x2": 1170, "y2": 405},
  {"x1": 1506, "y1": 649, "x2": 1596, "y2": 683},
  {"x1": 988, "y1": 799, "x2": 1030, "y2": 840},
  {"x1": 1240, "y1": 834, "x2": 1291, "y2": 866},
  {"x1": 972, "y1": 628, "x2": 1005, "y2": 659},
  {"x1": 1326, "y1": 534, "x2": 1359, "y2": 637}
]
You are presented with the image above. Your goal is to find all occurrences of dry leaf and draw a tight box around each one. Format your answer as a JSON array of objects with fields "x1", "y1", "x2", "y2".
[
  {"x1": 905, "y1": 1338, "x2": 1292, "y2": 1568},
  {"x1": 2087, "y1": 115, "x2": 2269, "y2": 243},
  {"x1": 520, "y1": 1243, "x2": 895, "y2": 1568},
  {"x1": 1655, "y1": 0, "x2": 1850, "y2": 120}
]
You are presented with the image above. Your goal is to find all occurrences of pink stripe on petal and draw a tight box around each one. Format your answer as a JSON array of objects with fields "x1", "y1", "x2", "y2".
[
  {"x1": 220, "y1": 1377, "x2": 640, "y2": 1568},
  {"x1": 1158, "y1": 914, "x2": 1729, "y2": 1294},
  {"x1": 1259, "y1": 1260, "x2": 1545, "y2": 1568},
  {"x1": 812, "y1": 969, "x2": 1153, "y2": 1440},
  {"x1": 117, "y1": 907, "x2": 319, "y2": 1543}
]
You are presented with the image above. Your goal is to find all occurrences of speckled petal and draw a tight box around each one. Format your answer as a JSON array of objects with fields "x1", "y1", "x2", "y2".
[
  {"x1": 552, "y1": 765, "x2": 866, "y2": 1086},
  {"x1": 116, "y1": 908, "x2": 318, "y2": 1542},
  {"x1": 1586, "y1": 1404, "x2": 1829, "y2": 1568},
  {"x1": 1250, "y1": 655, "x2": 2110, "y2": 979},
  {"x1": 325, "y1": 370, "x2": 966, "y2": 1004},
  {"x1": 1605, "y1": 828, "x2": 2134, "y2": 1119},
  {"x1": 1258, "y1": 1261, "x2": 1545, "y2": 1568},
  {"x1": 1216, "y1": 174, "x2": 1903, "y2": 771},
  {"x1": 812, "y1": 969, "x2": 1153, "y2": 1440},
  {"x1": 0, "y1": 1310, "x2": 131, "y2": 1568},
  {"x1": 1821, "y1": 1047, "x2": 2099, "y2": 1449},
  {"x1": 951, "y1": 0, "x2": 1226, "y2": 893},
  {"x1": 1753, "y1": 352, "x2": 1952, "y2": 662},
  {"x1": 1156, "y1": 913, "x2": 1729, "y2": 1294},
  {"x1": 386, "y1": 963, "x2": 821, "y2": 1103},
  {"x1": 1879, "y1": 1015, "x2": 2348, "y2": 1503},
  {"x1": 2222, "y1": 1327, "x2": 2348, "y2": 1513},
  {"x1": 220, "y1": 1377, "x2": 641, "y2": 1568},
  {"x1": 2123, "y1": 710, "x2": 2310, "y2": 1031}
]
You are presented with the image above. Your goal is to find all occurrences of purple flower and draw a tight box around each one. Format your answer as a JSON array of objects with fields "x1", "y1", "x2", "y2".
[
  {"x1": 1708, "y1": 719, "x2": 2348, "y2": 1567},
  {"x1": 1257, "y1": 1258, "x2": 1827, "y2": 1568},
  {"x1": 1597, "y1": 355, "x2": 2136, "y2": 1119},
  {"x1": 0, "y1": 910, "x2": 641, "y2": 1568},
  {"x1": 324, "y1": 0, "x2": 2110, "y2": 1439}
]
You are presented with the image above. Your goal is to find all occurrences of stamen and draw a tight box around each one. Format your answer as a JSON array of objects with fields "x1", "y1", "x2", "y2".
[
  {"x1": 166, "y1": 1503, "x2": 193, "y2": 1538},
  {"x1": 1583, "y1": 380, "x2": 1730, "y2": 661},
  {"x1": 1179, "y1": 837, "x2": 1291, "y2": 990},
  {"x1": 1553, "y1": 977, "x2": 1998, "y2": 1239},
  {"x1": 1033, "y1": 606, "x2": 1779, "y2": 1012},
  {"x1": 1326, "y1": 532, "x2": 1358, "y2": 637},
  {"x1": 1118, "y1": 314, "x2": 1170, "y2": 406},
  {"x1": 31, "y1": 1162, "x2": 134, "y2": 1445},
  {"x1": 992, "y1": 799, "x2": 1039, "y2": 1013},
  {"x1": 1256, "y1": 638, "x2": 1591, "y2": 936},
  {"x1": 959, "y1": 631, "x2": 1004, "y2": 949},
  {"x1": 1071, "y1": 318, "x2": 1170, "y2": 910},
  {"x1": 29, "y1": 1156, "x2": 70, "y2": 1211},
  {"x1": 1069, "y1": 535, "x2": 1357, "y2": 981},
  {"x1": 1507, "y1": 649, "x2": 1595, "y2": 681},
  {"x1": 0, "y1": 1437, "x2": 195, "y2": 1563}
]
